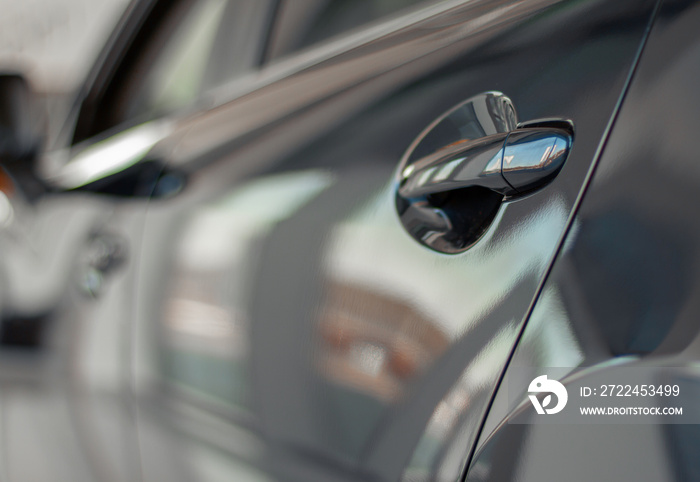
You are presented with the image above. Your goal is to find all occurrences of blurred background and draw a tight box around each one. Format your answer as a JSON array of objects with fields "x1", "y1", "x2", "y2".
[{"x1": 0, "y1": 0, "x2": 129, "y2": 138}]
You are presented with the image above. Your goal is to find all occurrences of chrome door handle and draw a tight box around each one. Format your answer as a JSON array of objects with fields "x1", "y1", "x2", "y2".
[
  {"x1": 398, "y1": 126, "x2": 572, "y2": 199},
  {"x1": 396, "y1": 92, "x2": 573, "y2": 254}
]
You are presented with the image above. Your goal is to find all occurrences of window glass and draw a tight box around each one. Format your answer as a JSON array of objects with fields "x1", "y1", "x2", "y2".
[
  {"x1": 126, "y1": 0, "x2": 229, "y2": 121},
  {"x1": 83, "y1": 0, "x2": 272, "y2": 139},
  {"x1": 269, "y1": 0, "x2": 437, "y2": 59}
]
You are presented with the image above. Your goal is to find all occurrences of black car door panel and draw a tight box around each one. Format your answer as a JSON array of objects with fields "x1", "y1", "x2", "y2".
[
  {"x1": 118, "y1": 1, "x2": 661, "y2": 481},
  {"x1": 466, "y1": 2, "x2": 700, "y2": 481}
]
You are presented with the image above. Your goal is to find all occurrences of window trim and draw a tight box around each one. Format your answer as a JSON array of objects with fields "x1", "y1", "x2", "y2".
[
  {"x1": 69, "y1": 0, "x2": 180, "y2": 145},
  {"x1": 203, "y1": 0, "x2": 496, "y2": 111},
  {"x1": 264, "y1": 0, "x2": 444, "y2": 63},
  {"x1": 264, "y1": 0, "x2": 473, "y2": 63},
  {"x1": 68, "y1": 0, "x2": 277, "y2": 146}
]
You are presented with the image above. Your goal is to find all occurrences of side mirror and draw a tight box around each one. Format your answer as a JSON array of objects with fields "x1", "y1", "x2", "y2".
[
  {"x1": 0, "y1": 73, "x2": 46, "y2": 199},
  {"x1": 0, "y1": 74, "x2": 184, "y2": 200}
]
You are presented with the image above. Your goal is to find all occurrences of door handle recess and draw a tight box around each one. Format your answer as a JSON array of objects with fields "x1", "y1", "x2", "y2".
[{"x1": 396, "y1": 92, "x2": 573, "y2": 254}]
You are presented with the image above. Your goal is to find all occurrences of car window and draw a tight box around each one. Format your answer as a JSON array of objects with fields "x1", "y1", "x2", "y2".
[
  {"x1": 268, "y1": 0, "x2": 438, "y2": 60},
  {"x1": 74, "y1": 0, "x2": 273, "y2": 142},
  {"x1": 124, "y1": 0, "x2": 277, "y2": 124},
  {"x1": 124, "y1": 0, "x2": 229, "y2": 122}
]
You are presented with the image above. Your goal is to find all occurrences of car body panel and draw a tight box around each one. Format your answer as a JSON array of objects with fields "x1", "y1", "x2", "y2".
[
  {"x1": 466, "y1": 1, "x2": 700, "y2": 481},
  {"x1": 119, "y1": 1, "x2": 659, "y2": 481},
  {"x1": 0, "y1": 0, "x2": 670, "y2": 481}
]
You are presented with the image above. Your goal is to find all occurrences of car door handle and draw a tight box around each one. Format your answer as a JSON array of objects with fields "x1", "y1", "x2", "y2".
[
  {"x1": 398, "y1": 126, "x2": 572, "y2": 199},
  {"x1": 395, "y1": 92, "x2": 573, "y2": 254}
]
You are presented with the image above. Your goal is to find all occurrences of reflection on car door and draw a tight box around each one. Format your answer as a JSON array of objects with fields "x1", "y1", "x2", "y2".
[{"x1": 129, "y1": 1, "x2": 659, "y2": 481}]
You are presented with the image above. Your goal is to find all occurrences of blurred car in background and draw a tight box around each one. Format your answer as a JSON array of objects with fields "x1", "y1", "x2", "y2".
[
  {"x1": 0, "y1": 0, "x2": 128, "y2": 143},
  {"x1": 1, "y1": 0, "x2": 700, "y2": 481}
]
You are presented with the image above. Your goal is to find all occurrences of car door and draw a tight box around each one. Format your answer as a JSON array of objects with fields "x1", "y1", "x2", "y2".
[
  {"x1": 22, "y1": 0, "x2": 661, "y2": 481},
  {"x1": 465, "y1": 1, "x2": 700, "y2": 481},
  {"x1": 99, "y1": 1, "x2": 664, "y2": 481}
]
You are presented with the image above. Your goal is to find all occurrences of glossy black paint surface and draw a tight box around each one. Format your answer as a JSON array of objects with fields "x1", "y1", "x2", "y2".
[
  {"x1": 467, "y1": 1, "x2": 700, "y2": 481},
  {"x1": 0, "y1": 0, "x2": 670, "y2": 481},
  {"x1": 398, "y1": 93, "x2": 516, "y2": 199},
  {"x1": 126, "y1": 1, "x2": 656, "y2": 481},
  {"x1": 396, "y1": 92, "x2": 514, "y2": 254}
]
